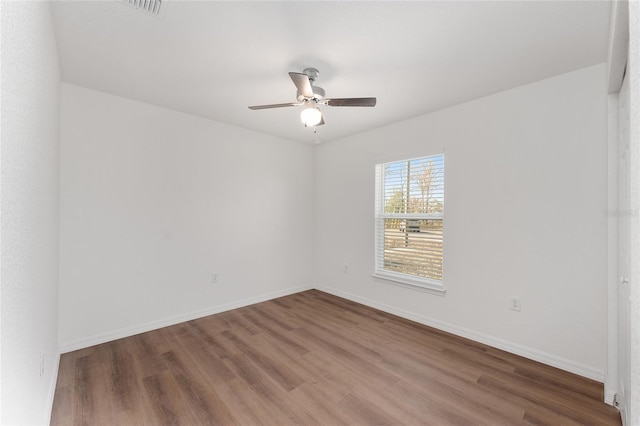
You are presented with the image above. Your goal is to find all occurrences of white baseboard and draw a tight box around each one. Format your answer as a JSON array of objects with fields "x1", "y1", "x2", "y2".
[
  {"x1": 59, "y1": 284, "x2": 313, "y2": 353},
  {"x1": 604, "y1": 387, "x2": 617, "y2": 406},
  {"x1": 315, "y1": 285, "x2": 605, "y2": 382},
  {"x1": 44, "y1": 347, "x2": 61, "y2": 425}
]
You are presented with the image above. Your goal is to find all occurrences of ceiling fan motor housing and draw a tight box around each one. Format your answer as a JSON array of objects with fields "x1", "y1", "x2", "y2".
[
  {"x1": 295, "y1": 67, "x2": 325, "y2": 103},
  {"x1": 297, "y1": 85, "x2": 325, "y2": 103}
]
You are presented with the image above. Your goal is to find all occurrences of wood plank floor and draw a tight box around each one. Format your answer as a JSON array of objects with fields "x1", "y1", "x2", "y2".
[{"x1": 51, "y1": 290, "x2": 621, "y2": 425}]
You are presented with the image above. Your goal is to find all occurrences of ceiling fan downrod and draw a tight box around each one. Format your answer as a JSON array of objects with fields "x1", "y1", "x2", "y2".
[{"x1": 302, "y1": 67, "x2": 319, "y2": 83}]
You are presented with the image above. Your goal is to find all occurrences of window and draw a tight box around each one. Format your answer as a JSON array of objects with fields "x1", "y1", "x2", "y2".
[{"x1": 374, "y1": 154, "x2": 444, "y2": 292}]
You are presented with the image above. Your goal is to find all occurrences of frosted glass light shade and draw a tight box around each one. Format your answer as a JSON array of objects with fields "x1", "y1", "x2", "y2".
[{"x1": 300, "y1": 107, "x2": 322, "y2": 127}]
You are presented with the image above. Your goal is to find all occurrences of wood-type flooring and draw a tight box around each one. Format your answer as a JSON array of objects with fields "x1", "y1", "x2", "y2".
[{"x1": 51, "y1": 290, "x2": 621, "y2": 425}]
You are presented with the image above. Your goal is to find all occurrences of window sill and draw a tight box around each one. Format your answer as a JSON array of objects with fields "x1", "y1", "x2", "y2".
[{"x1": 372, "y1": 272, "x2": 446, "y2": 296}]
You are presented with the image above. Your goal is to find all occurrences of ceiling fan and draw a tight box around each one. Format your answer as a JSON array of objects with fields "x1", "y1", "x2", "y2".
[{"x1": 248, "y1": 68, "x2": 376, "y2": 129}]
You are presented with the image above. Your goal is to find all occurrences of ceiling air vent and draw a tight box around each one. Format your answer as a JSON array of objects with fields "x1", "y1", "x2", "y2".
[{"x1": 122, "y1": 0, "x2": 164, "y2": 17}]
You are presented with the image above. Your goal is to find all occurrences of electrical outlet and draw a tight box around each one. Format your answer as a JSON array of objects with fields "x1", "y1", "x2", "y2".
[
  {"x1": 211, "y1": 272, "x2": 218, "y2": 283},
  {"x1": 510, "y1": 296, "x2": 522, "y2": 312}
]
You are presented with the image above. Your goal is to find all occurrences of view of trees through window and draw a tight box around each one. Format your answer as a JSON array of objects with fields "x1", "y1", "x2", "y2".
[{"x1": 377, "y1": 155, "x2": 444, "y2": 282}]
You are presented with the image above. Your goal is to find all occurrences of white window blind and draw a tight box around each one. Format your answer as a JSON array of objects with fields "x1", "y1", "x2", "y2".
[{"x1": 374, "y1": 154, "x2": 444, "y2": 290}]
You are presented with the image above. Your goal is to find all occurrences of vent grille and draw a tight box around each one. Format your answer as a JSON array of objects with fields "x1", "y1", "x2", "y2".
[{"x1": 123, "y1": 0, "x2": 163, "y2": 16}]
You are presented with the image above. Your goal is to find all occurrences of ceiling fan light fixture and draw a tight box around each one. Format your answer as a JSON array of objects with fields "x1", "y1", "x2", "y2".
[
  {"x1": 248, "y1": 68, "x2": 376, "y2": 130},
  {"x1": 300, "y1": 106, "x2": 323, "y2": 127}
]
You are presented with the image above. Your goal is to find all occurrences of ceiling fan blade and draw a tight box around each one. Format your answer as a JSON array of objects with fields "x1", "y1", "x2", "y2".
[
  {"x1": 248, "y1": 102, "x2": 300, "y2": 110},
  {"x1": 325, "y1": 97, "x2": 377, "y2": 107},
  {"x1": 289, "y1": 72, "x2": 314, "y2": 99}
]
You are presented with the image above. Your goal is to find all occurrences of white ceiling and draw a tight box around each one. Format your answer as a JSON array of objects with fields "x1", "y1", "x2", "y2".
[{"x1": 51, "y1": 1, "x2": 612, "y2": 144}]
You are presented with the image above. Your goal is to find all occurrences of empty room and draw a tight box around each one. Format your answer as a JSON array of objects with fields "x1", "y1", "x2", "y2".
[{"x1": 1, "y1": 0, "x2": 638, "y2": 425}]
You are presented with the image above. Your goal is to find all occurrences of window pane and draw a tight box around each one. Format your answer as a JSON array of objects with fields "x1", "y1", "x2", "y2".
[
  {"x1": 383, "y1": 156, "x2": 444, "y2": 215},
  {"x1": 383, "y1": 218, "x2": 443, "y2": 281}
]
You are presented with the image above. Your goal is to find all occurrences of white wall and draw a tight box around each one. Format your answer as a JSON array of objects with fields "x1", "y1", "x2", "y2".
[
  {"x1": 628, "y1": 1, "x2": 639, "y2": 423},
  {"x1": 315, "y1": 64, "x2": 609, "y2": 380},
  {"x1": 0, "y1": 1, "x2": 61, "y2": 424},
  {"x1": 59, "y1": 84, "x2": 315, "y2": 350}
]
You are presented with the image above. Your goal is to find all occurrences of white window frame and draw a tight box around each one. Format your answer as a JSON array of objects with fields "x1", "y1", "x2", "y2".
[{"x1": 373, "y1": 154, "x2": 445, "y2": 294}]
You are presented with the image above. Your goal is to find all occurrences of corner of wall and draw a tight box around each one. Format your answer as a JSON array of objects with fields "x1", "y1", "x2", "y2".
[{"x1": 44, "y1": 349, "x2": 61, "y2": 425}]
